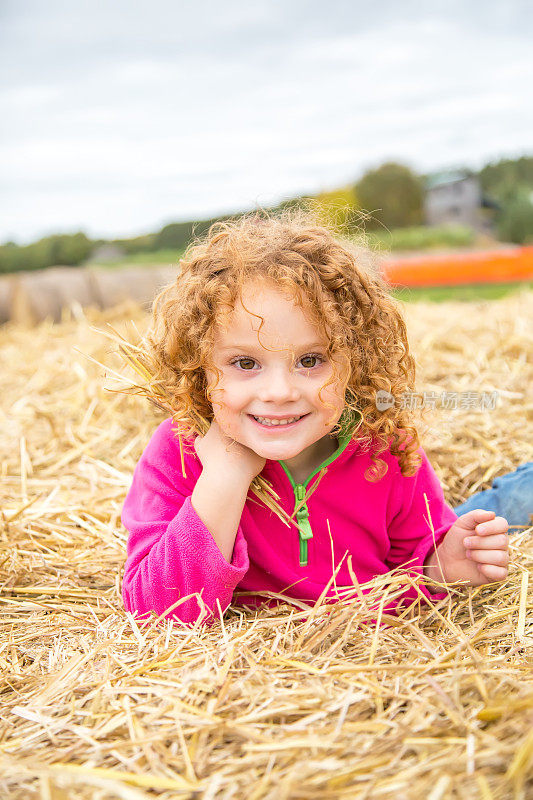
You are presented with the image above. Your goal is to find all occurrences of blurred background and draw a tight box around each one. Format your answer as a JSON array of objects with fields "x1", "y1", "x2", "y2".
[{"x1": 1, "y1": 0, "x2": 533, "y2": 320}]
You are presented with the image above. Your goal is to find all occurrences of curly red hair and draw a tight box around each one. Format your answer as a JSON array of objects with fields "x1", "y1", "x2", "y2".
[{"x1": 146, "y1": 206, "x2": 421, "y2": 480}]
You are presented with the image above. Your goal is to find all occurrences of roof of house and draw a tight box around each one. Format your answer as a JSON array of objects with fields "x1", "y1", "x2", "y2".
[{"x1": 425, "y1": 170, "x2": 476, "y2": 190}]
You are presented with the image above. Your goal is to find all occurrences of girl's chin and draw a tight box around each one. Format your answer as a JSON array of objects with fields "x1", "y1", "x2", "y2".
[{"x1": 246, "y1": 440, "x2": 304, "y2": 460}]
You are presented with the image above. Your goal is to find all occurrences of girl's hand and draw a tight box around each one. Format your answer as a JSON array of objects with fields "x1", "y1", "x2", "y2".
[
  {"x1": 436, "y1": 509, "x2": 510, "y2": 586},
  {"x1": 193, "y1": 419, "x2": 266, "y2": 484}
]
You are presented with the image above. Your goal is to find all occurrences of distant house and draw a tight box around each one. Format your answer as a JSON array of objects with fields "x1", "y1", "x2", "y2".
[
  {"x1": 424, "y1": 170, "x2": 498, "y2": 232},
  {"x1": 86, "y1": 243, "x2": 126, "y2": 263}
]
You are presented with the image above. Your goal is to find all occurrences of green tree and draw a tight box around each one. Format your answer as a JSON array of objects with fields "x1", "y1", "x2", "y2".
[
  {"x1": 356, "y1": 162, "x2": 423, "y2": 230},
  {"x1": 113, "y1": 233, "x2": 157, "y2": 254},
  {"x1": 0, "y1": 242, "x2": 24, "y2": 273},
  {"x1": 479, "y1": 156, "x2": 533, "y2": 202},
  {"x1": 55, "y1": 232, "x2": 92, "y2": 265},
  {"x1": 309, "y1": 185, "x2": 360, "y2": 235},
  {"x1": 497, "y1": 191, "x2": 533, "y2": 244},
  {"x1": 154, "y1": 222, "x2": 193, "y2": 251},
  {"x1": 0, "y1": 232, "x2": 92, "y2": 273},
  {"x1": 153, "y1": 216, "x2": 226, "y2": 252},
  {"x1": 478, "y1": 156, "x2": 533, "y2": 243}
]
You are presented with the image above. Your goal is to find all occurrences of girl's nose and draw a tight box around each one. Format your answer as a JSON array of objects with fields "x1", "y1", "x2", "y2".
[{"x1": 257, "y1": 369, "x2": 300, "y2": 403}]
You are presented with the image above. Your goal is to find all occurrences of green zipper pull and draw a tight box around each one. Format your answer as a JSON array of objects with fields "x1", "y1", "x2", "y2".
[
  {"x1": 279, "y1": 433, "x2": 354, "y2": 570},
  {"x1": 294, "y1": 484, "x2": 313, "y2": 566}
]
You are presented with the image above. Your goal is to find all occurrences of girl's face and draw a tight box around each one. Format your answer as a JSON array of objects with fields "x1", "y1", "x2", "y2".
[{"x1": 206, "y1": 281, "x2": 347, "y2": 475}]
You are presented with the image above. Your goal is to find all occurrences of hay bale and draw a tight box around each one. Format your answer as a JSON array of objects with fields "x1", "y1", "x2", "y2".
[
  {"x1": 0, "y1": 274, "x2": 17, "y2": 324},
  {"x1": 88, "y1": 265, "x2": 176, "y2": 312},
  {"x1": 9, "y1": 266, "x2": 99, "y2": 326}
]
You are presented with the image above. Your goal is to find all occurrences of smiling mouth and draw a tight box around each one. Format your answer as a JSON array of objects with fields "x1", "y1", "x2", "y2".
[{"x1": 248, "y1": 414, "x2": 309, "y2": 428}]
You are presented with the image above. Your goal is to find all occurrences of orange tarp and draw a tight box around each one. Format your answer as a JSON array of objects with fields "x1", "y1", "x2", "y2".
[{"x1": 381, "y1": 245, "x2": 533, "y2": 287}]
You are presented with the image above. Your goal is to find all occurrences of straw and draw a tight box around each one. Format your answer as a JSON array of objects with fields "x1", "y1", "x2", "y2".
[{"x1": 1, "y1": 289, "x2": 532, "y2": 798}]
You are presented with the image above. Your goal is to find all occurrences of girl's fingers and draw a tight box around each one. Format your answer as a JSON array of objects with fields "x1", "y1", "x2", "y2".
[
  {"x1": 466, "y1": 548, "x2": 509, "y2": 565},
  {"x1": 478, "y1": 563, "x2": 508, "y2": 582},
  {"x1": 475, "y1": 516, "x2": 509, "y2": 535},
  {"x1": 459, "y1": 509, "x2": 496, "y2": 530},
  {"x1": 463, "y1": 533, "x2": 509, "y2": 550}
]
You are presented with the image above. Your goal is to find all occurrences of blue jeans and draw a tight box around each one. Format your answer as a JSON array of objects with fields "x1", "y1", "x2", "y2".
[{"x1": 453, "y1": 462, "x2": 533, "y2": 530}]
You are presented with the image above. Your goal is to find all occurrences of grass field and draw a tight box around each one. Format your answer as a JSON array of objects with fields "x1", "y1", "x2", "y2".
[
  {"x1": 392, "y1": 280, "x2": 533, "y2": 303},
  {"x1": 368, "y1": 224, "x2": 476, "y2": 251}
]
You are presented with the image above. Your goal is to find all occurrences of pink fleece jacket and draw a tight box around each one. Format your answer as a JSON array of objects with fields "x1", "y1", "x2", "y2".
[{"x1": 121, "y1": 418, "x2": 458, "y2": 626}]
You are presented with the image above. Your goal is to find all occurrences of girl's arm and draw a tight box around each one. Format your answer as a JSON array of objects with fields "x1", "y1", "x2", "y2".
[
  {"x1": 191, "y1": 469, "x2": 251, "y2": 563},
  {"x1": 191, "y1": 418, "x2": 266, "y2": 562},
  {"x1": 121, "y1": 419, "x2": 252, "y2": 626}
]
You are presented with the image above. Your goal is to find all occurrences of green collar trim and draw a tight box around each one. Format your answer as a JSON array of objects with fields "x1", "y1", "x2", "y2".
[
  {"x1": 279, "y1": 428, "x2": 353, "y2": 488},
  {"x1": 278, "y1": 409, "x2": 361, "y2": 487}
]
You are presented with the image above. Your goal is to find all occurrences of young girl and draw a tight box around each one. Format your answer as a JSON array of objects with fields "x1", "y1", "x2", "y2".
[{"x1": 121, "y1": 210, "x2": 524, "y2": 627}]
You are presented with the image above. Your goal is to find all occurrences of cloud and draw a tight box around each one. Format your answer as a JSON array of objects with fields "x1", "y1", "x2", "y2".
[{"x1": 1, "y1": 0, "x2": 532, "y2": 242}]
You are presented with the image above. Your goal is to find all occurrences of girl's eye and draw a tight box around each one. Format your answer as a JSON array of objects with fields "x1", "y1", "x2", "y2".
[
  {"x1": 299, "y1": 355, "x2": 321, "y2": 369},
  {"x1": 230, "y1": 354, "x2": 323, "y2": 371},
  {"x1": 233, "y1": 358, "x2": 257, "y2": 370}
]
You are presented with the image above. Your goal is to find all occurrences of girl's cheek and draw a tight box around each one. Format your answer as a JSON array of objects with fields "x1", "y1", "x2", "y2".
[
  {"x1": 211, "y1": 391, "x2": 237, "y2": 423},
  {"x1": 211, "y1": 399, "x2": 231, "y2": 424},
  {"x1": 212, "y1": 406, "x2": 244, "y2": 442},
  {"x1": 211, "y1": 403, "x2": 231, "y2": 432},
  {"x1": 317, "y1": 381, "x2": 345, "y2": 411},
  {"x1": 208, "y1": 379, "x2": 231, "y2": 411},
  {"x1": 318, "y1": 389, "x2": 347, "y2": 429},
  {"x1": 218, "y1": 380, "x2": 250, "y2": 408}
]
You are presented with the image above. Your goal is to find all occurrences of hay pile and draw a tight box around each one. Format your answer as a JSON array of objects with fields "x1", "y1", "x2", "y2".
[
  {"x1": 1, "y1": 291, "x2": 532, "y2": 799},
  {"x1": 0, "y1": 264, "x2": 178, "y2": 326}
]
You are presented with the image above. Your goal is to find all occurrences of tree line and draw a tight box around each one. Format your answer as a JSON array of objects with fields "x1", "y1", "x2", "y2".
[{"x1": 1, "y1": 156, "x2": 532, "y2": 274}]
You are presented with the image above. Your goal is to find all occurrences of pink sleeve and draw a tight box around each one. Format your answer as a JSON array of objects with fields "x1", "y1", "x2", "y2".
[
  {"x1": 385, "y1": 447, "x2": 458, "y2": 604},
  {"x1": 121, "y1": 422, "x2": 249, "y2": 627}
]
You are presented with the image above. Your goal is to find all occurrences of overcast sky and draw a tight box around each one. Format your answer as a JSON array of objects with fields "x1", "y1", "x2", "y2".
[{"x1": 1, "y1": 0, "x2": 532, "y2": 244}]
